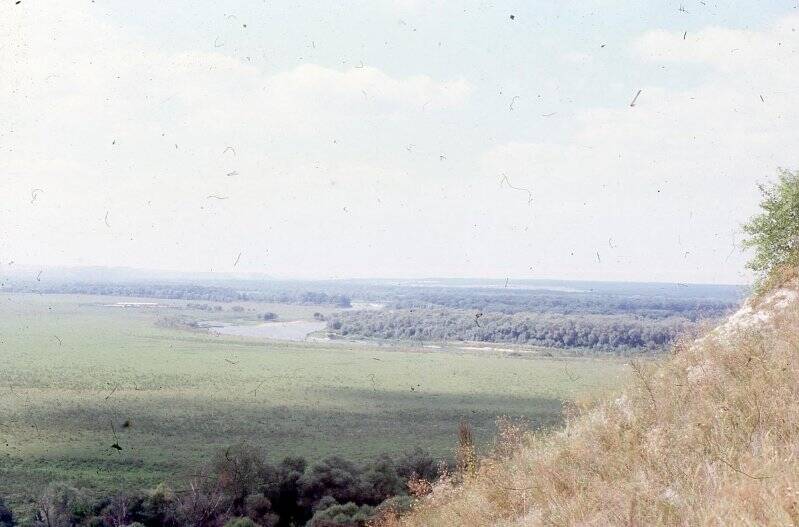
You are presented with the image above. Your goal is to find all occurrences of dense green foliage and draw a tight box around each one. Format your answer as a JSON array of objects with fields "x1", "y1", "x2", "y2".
[
  {"x1": 327, "y1": 309, "x2": 693, "y2": 352},
  {"x1": 0, "y1": 283, "x2": 352, "y2": 307},
  {"x1": 3, "y1": 446, "x2": 432, "y2": 527},
  {"x1": 386, "y1": 290, "x2": 735, "y2": 320},
  {"x1": 743, "y1": 169, "x2": 799, "y2": 282},
  {"x1": 307, "y1": 501, "x2": 375, "y2": 526}
]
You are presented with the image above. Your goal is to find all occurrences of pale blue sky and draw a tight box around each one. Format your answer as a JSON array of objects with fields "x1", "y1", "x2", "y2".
[{"x1": 2, "y1": 1, "x2": 798, "y2": 283}]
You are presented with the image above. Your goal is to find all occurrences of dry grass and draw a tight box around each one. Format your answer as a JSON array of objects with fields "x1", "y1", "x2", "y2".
[{"x1": 381, "y1": 279, "x2": 799, "y2": 526}]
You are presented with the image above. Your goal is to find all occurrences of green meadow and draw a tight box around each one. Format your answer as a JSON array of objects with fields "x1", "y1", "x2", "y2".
[{"x1": 0, "y1": 293, "x2": 629, "y2": 504}]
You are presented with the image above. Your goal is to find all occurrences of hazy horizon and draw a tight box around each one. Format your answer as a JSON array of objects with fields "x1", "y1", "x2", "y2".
[
  {"x1": 0, "y1": 263, "x2": 749, "y2": 288},
  {"x1": 4, "y1": 1, "x2": 798, "y2": 284}
]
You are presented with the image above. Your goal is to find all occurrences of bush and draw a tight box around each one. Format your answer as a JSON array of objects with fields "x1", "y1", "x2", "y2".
[
  {"x1": 137, "y1": 483, "x2": 175, "y2": 526},
  {"x1": 395, "y1": 448, "x2": 438, "y2": 482},
  {"x1": 17, "y1": 448, "x2": 438, "y2": 527},
  {"x1": 299, "y1": 456, "x2": 363, "y2": 508},
  {"x1": 33, "y1": 483, "x2": 92, "y2": 527},
  {"x1": 261, "y1": 312, "x2": 278, "y2": 321},
  {"x1": 210, "y1": 443, "x2": 266, "y2": 515},
  {"x1": 171, "y1": 470, "x2": 229, "y2": 527},
  {"x1": 307, "y1": 501, "x2": 375, "y2": 527},
  {"x1": 360, "y1": 454, "x2": 404, "y2": 504},
  {"x1": 243, "y1": 495, "x2": 278, "y2": 527},
  {"x1": 261, "y1": 457, "x2": 306, "y2": 525},
  {"x1": 0, "y1": 498, "x2": 14, "y2": 527},
  {"x1": 743, "y1": 169, "x2": 799, "y2": 286}
]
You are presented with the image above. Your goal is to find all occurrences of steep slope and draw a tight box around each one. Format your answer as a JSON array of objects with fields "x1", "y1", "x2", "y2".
[{"x1": 385, "y1": 277, "x2": 799, "y2": 526}]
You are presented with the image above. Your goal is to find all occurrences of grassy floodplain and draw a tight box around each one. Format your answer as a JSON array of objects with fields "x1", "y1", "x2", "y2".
[{"x1": 0, "y1": 293, "x2": 630, "y2": 505}]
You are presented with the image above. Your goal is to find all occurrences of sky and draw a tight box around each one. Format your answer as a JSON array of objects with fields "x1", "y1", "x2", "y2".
[{"x1": 1, "y1": 0, "x2": 798, "y2": 284}]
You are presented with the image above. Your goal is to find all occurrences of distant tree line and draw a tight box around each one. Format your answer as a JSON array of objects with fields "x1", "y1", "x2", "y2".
[
  {"x1": 387, "y1": 291, "x2": 735, "y2": 321},
  {"x1": 259, "y1": 292, "x2": 351, "y2": 308},
  {"x1": 1, "y1": 283, "x2": 351, "y2": 308},
  {"x1": 327, "y1": 309, "x2": 695, "y2": 352},
  {"x1": 1, "y1": 279, "x2": 737, "y2": 320},
  {"x1": 0, "y1": 446, "x2": 441, "y2": 527}
]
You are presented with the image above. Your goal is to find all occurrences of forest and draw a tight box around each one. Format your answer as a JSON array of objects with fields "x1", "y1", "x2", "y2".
[
  {"x1": 326, "y1": 309, "x2": 694, "y2": 352},
  {"x1": 382, "y1": 289, "x2": 736, "y2": 320},
  {"x1": 0, "y1": 283, "x2": 352, "y2": 308}
]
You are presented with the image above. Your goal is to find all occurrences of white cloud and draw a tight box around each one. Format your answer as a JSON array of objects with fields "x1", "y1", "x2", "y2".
[
  {"x1": 270, "y1": 64, "x2": 470, "y2": 110},
  {"x1": 482, "y1": 15, "x2": 799, "y2": 283},
  {"x1": 0, "y1": 1, "x2": 470, "y2": 137},
  {"x1": 385, "y1": 0, "x2": 447, "y2": 13},
  {"x1": 1, "y1": 1, "x2": 796, "y2": 282},
  {"x1": 634, "y1": 14, "x2": 799, "y2": 76},
  {"x1": 562, "y1": 51, "x2": 592, "y2": 64},
  {"x1": 0, "y1": 1, "x2": 474, "y2": 277}
]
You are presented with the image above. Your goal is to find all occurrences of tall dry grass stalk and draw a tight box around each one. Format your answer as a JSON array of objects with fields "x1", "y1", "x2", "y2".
[
  {"x1": 378, "y1": 280, "x2": 799, "y2": 527},
  {"x1": 457, "y1": 419, "x2": 477, "y2": 476}
]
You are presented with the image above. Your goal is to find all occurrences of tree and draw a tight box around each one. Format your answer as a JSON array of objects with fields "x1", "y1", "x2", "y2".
[
  {"x1": 210, "y1": 443, "x2": 266, "y2": 515},
  {"x1": 299, "y1": 457, "x2": 362, "y2": 509},
  {"x1": 360, "y1": 454, "x2": 403, "y2": 504},
  {"x1": 262, "y1": 457, "x2": 306, "y2": 526},
  {"x1": 743, "y1": 169, "x2": 799, "y2": 285},
  {"x1": 172, "y1": 472, "x2": 229, "y2": 527}
]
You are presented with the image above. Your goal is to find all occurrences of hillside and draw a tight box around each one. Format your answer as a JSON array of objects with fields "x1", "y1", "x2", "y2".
[{"x1": 384, "y1": 273, "x2": 799, "y2": 526}]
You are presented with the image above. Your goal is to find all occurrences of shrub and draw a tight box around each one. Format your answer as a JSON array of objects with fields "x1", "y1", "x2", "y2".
[
  {"x1": 299, "y1": 457, "x2": 363, "y2": 508},
  {"x1": 0, "y1": 498, "x2": 14, "y2": 527},
  {"x1": 171, "y1": 472, "x2": 229, "y2": 527},
  {"x1": 33, "y1": 483, "x2": 93, "y2": 527},
  {"x1": 360, "y1": 454, "x2": 404, "y2": 504},
  {"x1": 243, "y1": 494, "x2": 278, "y2": 527},
  {"x1": 101, "y1": 493, "x2": 138, "y2": 527},
  {"x1": 137, "y1": 483, "x2": 175, "y2": 526},
  {"x1": 743, "y1": 168, "x2": 799, "y2": 286},
  {"x1": 261, "y1": 457, "x2": 306, "y2": 525},
  {"x1": 395, "y1": 448, "x2": 438, "y2": 482},
  {"x1": 210, "y1": 443, "x2": 266, "y2": 515},
  {"x1": 307, "y1": 501, "x2": 375, "y2": 527}
]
